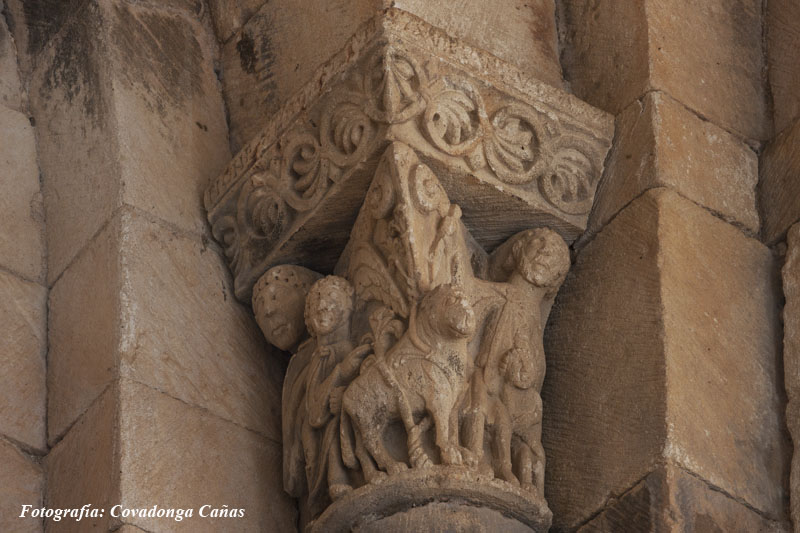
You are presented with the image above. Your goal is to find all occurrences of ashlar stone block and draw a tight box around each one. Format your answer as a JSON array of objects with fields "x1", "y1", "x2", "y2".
[
  {"x1": 759, "y1": 118, "x2": 800, "y2": 244},
  {"x1": 117, "y1": 210, "x2": 284, "y2": 440},
  {"x1": 578, "y1": 466, "x2": 788, "y2": 532},
  {"x1": 208, "y1": 11, "x2": 613, "y2": 302},
  {"x1": 45, "y1": 385, "x2": 118, "y2": 533},
  {"x1": 117, "y1": 379, "x2": 297, "y2": 533},
  {"x1": 543, "y1": 189, "x2": 787, "y2": 529},
  {"x1": 0, "y1": 8, "x2": 24, "y2": 111},
  {"x1": 48, "y1": 214, "x2": 120, "y2": 444},
  {"x1": 0, "y1": 106, "x2": 45, "y2": 282},
  {"x1": 30, "y1": 0, "x2": 229, "y2": 283},
  {"x1": 49, "y1": 207, "x2": 284, "y2": 445},
  {"x1": 768, "y1": 0, "x2": 800, "y2": 135},
  {"x1": 560, "y1": 0, "x2": 771, "y2": 142},
  {"x1": 0, "y1": 439, "x2": 44, "y2": 533},
  {"x1": 587, "y1": 91, "x2": 759, "y2": 237},
  {"x1": 0, "y1": 271, "x2": 46, "y2": 453},
  {"x1": 783, "y1": 223, "x2": 800, "y2": 528}
]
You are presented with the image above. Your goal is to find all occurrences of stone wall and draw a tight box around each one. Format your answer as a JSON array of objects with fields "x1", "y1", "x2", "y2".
[
  {"x1": 0, "y1": 1, "x2": 46, "y2": 531},
  {"x1": 0, "y1": 0, "x2": 796, "y2": 531}
]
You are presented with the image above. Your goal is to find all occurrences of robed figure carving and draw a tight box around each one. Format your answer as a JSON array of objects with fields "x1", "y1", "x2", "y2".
[{"x1": 251, "y1": 142, "x2": 570, "y2": 531}]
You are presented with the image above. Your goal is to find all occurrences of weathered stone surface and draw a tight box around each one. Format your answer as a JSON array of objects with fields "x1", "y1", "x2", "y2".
[
  {"x1": 393, "y1": 0, "x2": 562, "y2": 89},
  {"x1": 45, "y1": 386, "x2": 118, "y2": 533},
  {"x1": 0, "y1": 106, "x2": 45, "y2": 282},
  {"x1": 3, "y1": 0, "x2": 88, "y2": 83},
  {"x1": 543, "y1": 190, "x2": 665, "y2": 529},
  {"x1": 588, "y1": 91, "x2": 758, "y2": 236},
  {"x1": 207, "y1": 0, "x2": 267, "y2": 42},
  {"x1": 768, "y1": 0, "x2": 800, "y2": 134},
  {"x1": 0, "y1": 271, "x2": 46, "y2": 453},
  {"x1": 264, "y1": 144, "x2": 564, "y2": 526},
  {"x1": 118, "y1": 379, "x2": 297, "y2": 533},
  {"x1": 109, "y1": 1, "x2": 231, "y2": 239},
  {"x1": 759, "y1": 118, "x2": 800, "y2": 244},
  {"x1": 30, "y1": 0, "x2": 229, "y2": 282},
  {"x1": 658, "y1": 190, "x2": 785, "y2": 519},
  {"x1": 0, "y1": 10, "x2": 24, "y2": 111},
  {"x1": 29, "y1": 0, "x2": 119, "y2": 283},
  {"x1": 118, "y1": 210, "x2": 284, "y2": 440},
  {"x1": 209, "y1": 17, "x2": 612, "y2": 302},
  {"x1": 357, "y1": 502, "x2": 534, "y2": 533},
  {"x1": 578, "y1": 466, "x2": 788, "y2": 532},
  {"x1": 784, "y1": 223, "x2": 800, "y2": 529},
  {"x1": 560, "y1": 0, "x2": 771, "y2": 141},
  {"x1": 544, "y1": 189, "x2": 787, "y2": 528},
  {"x1": 221, "y1": 0, "x2": 375, "y2": 150},
  {"x1": 48, "y1": 215, "x2": 119, "y2": 444},
  {"x1": 0, "y1": 439, "x2": 43, "y2": 533}
]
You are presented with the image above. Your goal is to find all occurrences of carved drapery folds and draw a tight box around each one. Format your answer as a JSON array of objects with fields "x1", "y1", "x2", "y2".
[
  {"x1": 205, "y1": 17, "x2": 612, "y2": 531},
  {"x1": 248, "y1": 143, "x2": 568, "y2": 531}
]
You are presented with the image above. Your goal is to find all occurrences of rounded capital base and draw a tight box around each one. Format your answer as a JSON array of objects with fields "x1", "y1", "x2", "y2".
[{"x1": 308, "y1": 466, "x2": 552, "y2": 532}]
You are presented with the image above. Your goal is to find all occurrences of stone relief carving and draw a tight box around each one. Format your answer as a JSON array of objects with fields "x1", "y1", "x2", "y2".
[
  {"x1": 207, "y1": 37, "x2": 610, "y2": 302},
  {"x1": 252, "y1": 142, "x2": 569, "y2": 531}
]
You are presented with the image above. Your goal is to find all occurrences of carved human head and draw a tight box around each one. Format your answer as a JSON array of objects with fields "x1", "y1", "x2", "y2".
[
  {"x1": 252, "y1": 265, "x2": 321, "y2": 351},
  {"x1": 512, "y1": 228, "x2": 571, "y2": 290},
  {"x1": 419, "y1": 284, "x2": 476, "y2": 339},
  {"x1": 305, "y1": 276, "x2": 355, "y2": 338}
]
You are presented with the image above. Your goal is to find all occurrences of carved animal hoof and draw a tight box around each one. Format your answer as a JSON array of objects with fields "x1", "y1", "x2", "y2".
[
  {"x1": 521, "y1": 482, "x2": 537, "y2": 495},
  {"x1": 329, "y1": 484, "x2": 353, "y2": 501},
  {"x1": 477, "y1": 463, "x2": 494, "y2": 477},
  {"x1": 500, "y1": 469, "x2": 519, "y2": 486},
  {"x1": 459, "y1": 447, "x2": 478, "y2": 468},
  {"x1": 440, "y1": 446, "x2": 463, "y2": 466},
  {"x1": 387, "y1": 462, "x2": 409, "y2": 475}
]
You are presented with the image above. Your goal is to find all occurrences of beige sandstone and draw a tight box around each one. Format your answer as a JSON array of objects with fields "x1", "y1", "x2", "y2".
[
  {"x1": 221, "y1": 0, "x2": 375, "y2": 150},
  {"x1": 0, "y1": 6, "x2": 24, "y2": 112},
  {"x1": 768, "y1": 0, "x2": 800, "y2": 134},
  {"x1": 117, "y1": 210, "x2": 284, "y2": 440},
  {"x1": 118, "y1": 379, "x2": 297, "y2": 533},
  {"x1": 221, "y1": 0, "x2": 565, "y2": 151},
  {"x1": 759, "y1": 118, "x2": 800, "y2": 245},
  {"x1": 244, "y1": 143, "x2": 566, "y2": 529},
  {"x1": 49, "y1": 207, "x2": 285, "y2": 444},
  {"x1": 560, "y1": 0, "x2": 770, "y2": 142},
  {"x1": 0, "y1": 270, "x2": 46, "y2": 453},
  {"x1": 29, "y1": 0, "x2": 229, "y2": 283},
  {"x1": 207, "y1": 0, "x2": 267, "y2": 42},
  {"x1": 0, "y1": 439, "x2": 43, "y2": 533},
  {"x1": 45, "y1": 386, "x2": 118, "y2": 533},
  {"x1": 784, "y1": 223, "x2": 800, "y2": 528},
  {"x1": 578, "y1": 466, "x2": 787, "y2": 532},
  {"x1": 587, "y1": 91, "x2": 758, "y2": 237},
  {"x1": 544, "y1": 188, "x2": 787, "y2": 529},
  {"x1": 48, "y1": 214, "x2": 120, "y2": 443},
  {"x1": 0, "y1": 105, "x2": 44, "y2": 282}
]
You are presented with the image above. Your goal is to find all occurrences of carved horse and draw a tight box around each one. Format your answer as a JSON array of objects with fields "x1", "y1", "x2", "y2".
[{"x1": 340, "y1": 284, "x2": 476, "y2": 481}]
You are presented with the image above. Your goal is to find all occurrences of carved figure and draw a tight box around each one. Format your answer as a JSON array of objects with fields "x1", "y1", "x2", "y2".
[
  {"x1": 340, "y1": 284, "x2": 477, "y2": 480},
  {"x1": 252, "y1": 265, "x2": 321, "y2": 352},
  {"x1": 467, "y1": 228, "x2": 570, "y2": 495},
  {"x1": 302, "y1": 276, "x2": 371, "y2": 512}
]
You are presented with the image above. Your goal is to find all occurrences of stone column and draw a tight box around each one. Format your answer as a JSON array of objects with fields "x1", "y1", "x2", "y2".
[{"x1": 205, "y1": 4, "x2": 613, "y2": 530}]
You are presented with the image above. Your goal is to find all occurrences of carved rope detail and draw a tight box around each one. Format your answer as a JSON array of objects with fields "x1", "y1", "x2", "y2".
[{"x1": 211, "y1": 44, "x2": 600, "y2": 279}]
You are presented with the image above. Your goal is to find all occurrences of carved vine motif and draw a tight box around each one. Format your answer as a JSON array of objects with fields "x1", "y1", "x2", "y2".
[
  {"x1": 251, "y1": 143, "x2": 570, "y2": 524},
  {"x1": 209, "y1": 44, "x2": 599, "y2": 282}
]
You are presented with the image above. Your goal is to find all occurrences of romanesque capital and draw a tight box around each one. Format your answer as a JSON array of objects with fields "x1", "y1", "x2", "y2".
[
  {"x1": 205, "y1": 11, "x2": 613, "y2": 530},
  {"x1": 253, "y1": 142, "x2": 570, "y2": 530},
  {"x1": 204, "y1": 10, "x2": 612, "y2": 303}
]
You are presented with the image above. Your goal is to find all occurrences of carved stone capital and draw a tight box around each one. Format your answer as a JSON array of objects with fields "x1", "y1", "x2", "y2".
[{"x1": 204, "y1": 10, "x2": 612, "y2": 302}]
